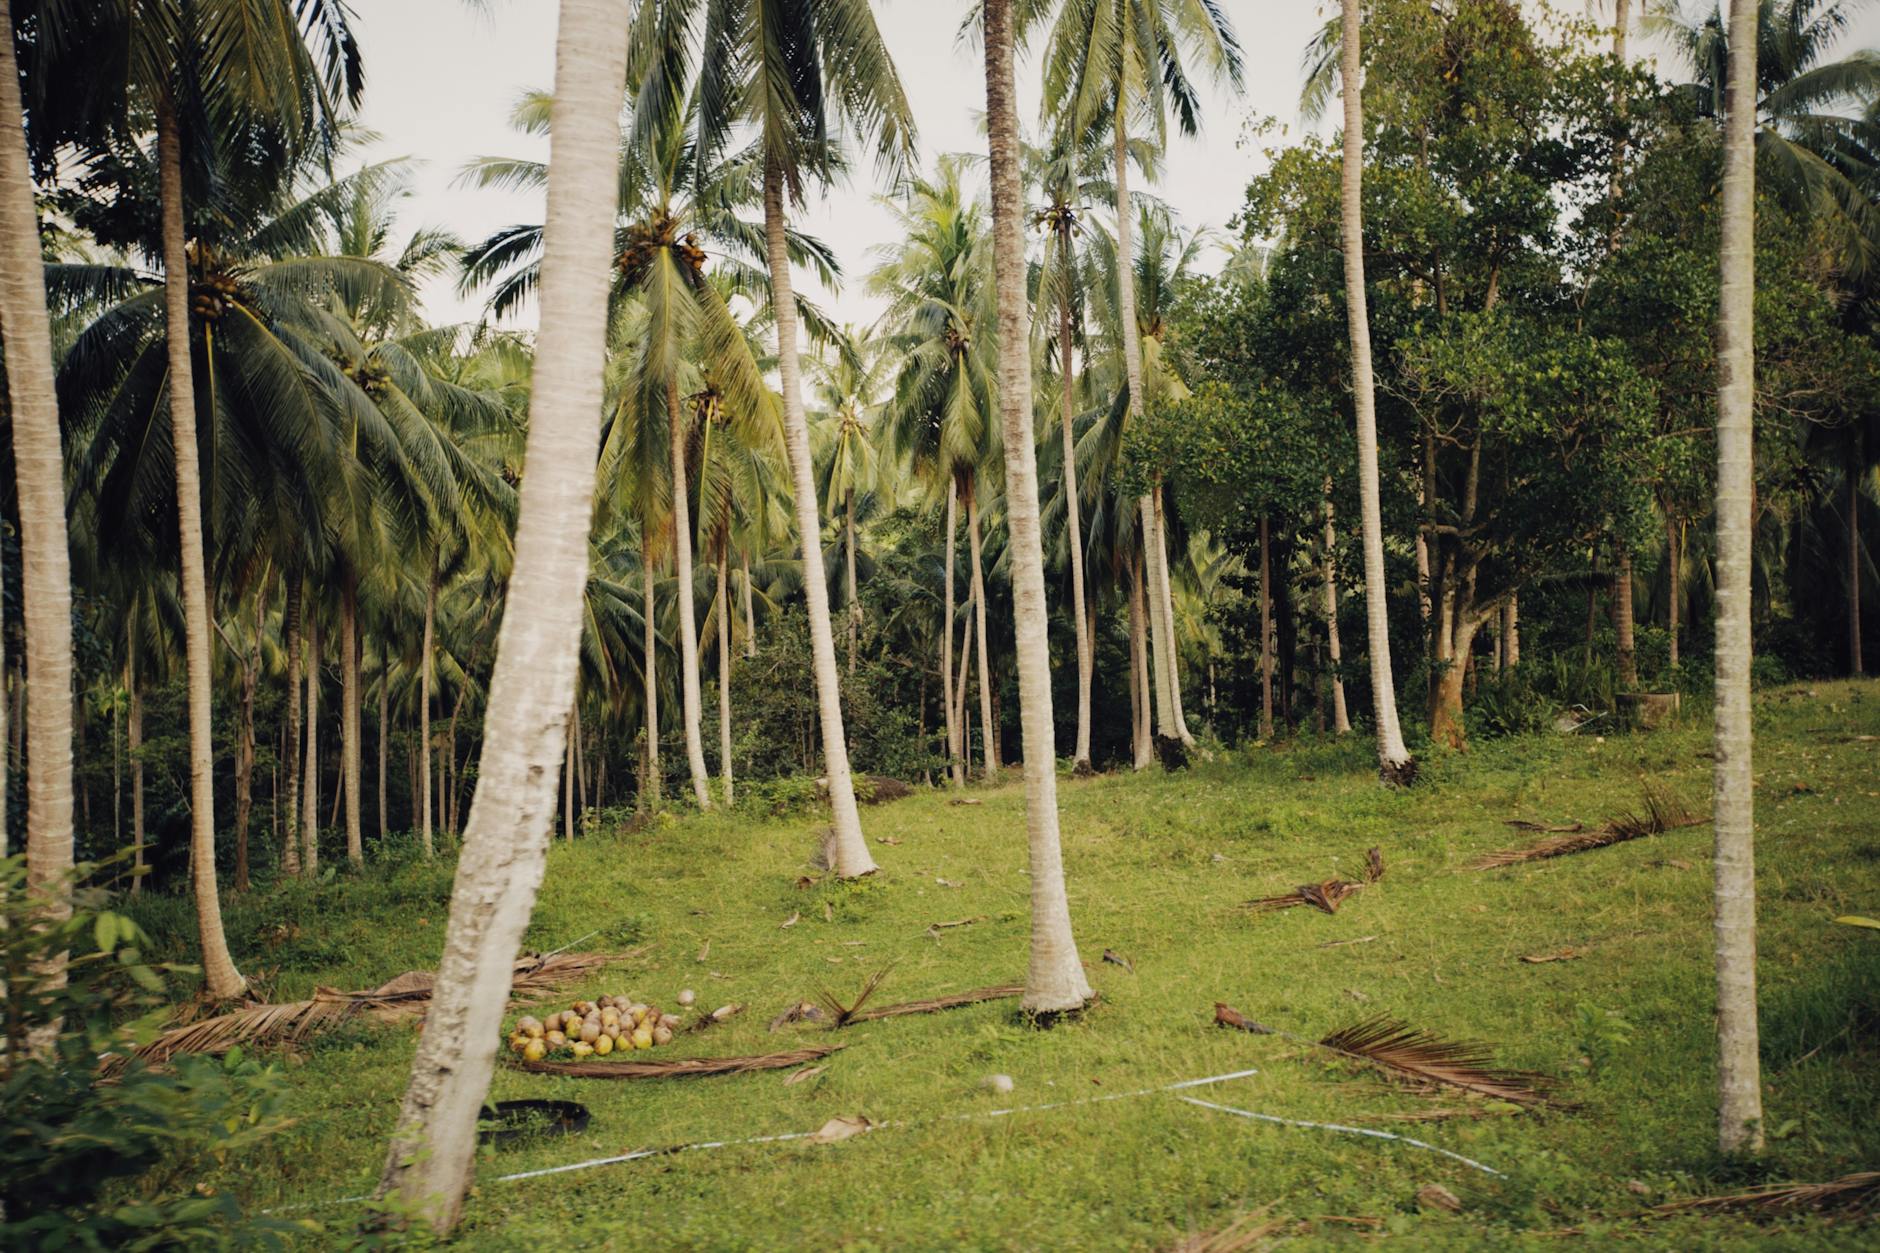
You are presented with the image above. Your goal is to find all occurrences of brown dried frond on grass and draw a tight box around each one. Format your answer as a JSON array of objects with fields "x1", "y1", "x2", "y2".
[
  {"x1": 121, "y1": 950, "x2": 638, "y2": 1069},
  {"x1": 1318, "y1": 1016, "x2": 1560, "y2": 1108},
  {"x1": 1247, "y1": 848, "x2": 1383, "y2": 915},
  {"x1": 1167, "y1": 1205, "x2": 1285, "y2": 1252},
  {"x1": 511, "y1": 1043, "x2": 843, "y2": 1080},
  {"x1": 816, "y1": 964, "x2": 896, "y2": 1026},
  {"x1": 1650, "y1": 1171, "x2": 1880, "y2": 1217},
  {"x1": 839, "y1": 984, "x2": 1024, "y2": 1025},
  {"x1": 1472, "y1": 785, "x2": 1704, "y2": 869}
]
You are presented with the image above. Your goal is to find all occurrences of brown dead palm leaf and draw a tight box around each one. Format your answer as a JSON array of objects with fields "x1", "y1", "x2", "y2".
[
  {"x1": 838, "y1": 983, "x2": 1025, "y2": 1026},
  {"x1": 1318, "y1": 1016, "x2": 1559, "y2": 1108},
  {"x1": 1504, "y1": 819, "x2": 1584, "y2": 833},
  {"x1": 816, "y1": 963, "x2": 897, "y2": 1026},
  {"x1": 1167, "y1": 1204, "x2": 1285, "y2": 1252},
  {"x1": 1650, "y1": 1171, "x2": 1879, "y2": 1216},
  {"x1": 1472, "y1": 785, "x2": 1704, "y2": 869},
  {"x1": 1247, "y1": 849, "x2": 1382, "y2": 914},
  {"x1": 510, "y1": 1043, "x2": 843, "y2": 1080}
]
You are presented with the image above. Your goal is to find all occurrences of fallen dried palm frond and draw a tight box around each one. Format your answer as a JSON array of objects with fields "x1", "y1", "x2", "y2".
[
  {"x1": 1473, "y1": 785, "x2": 1702, "y2": 869},
  {"x1": 1650, "y1": 1171, "x2": 1880, "y2": 1217},
  {"x1": 816, "y1": 964, "x2": 897, "y2": 1026},
  {"x1": 768, "y1": 1000, "x2": 824, "y2": 1032},
  {"x1": 1247, "y1": 848, "x2": 1383, "y2": 915},
  {"x1": 1167, "y1": 1205, "x2": 1285, "y2": 1252},
  {"x1": 834, "y1": 982, "x2": 1024, "y2": 1026},
  {"x1": 511, "y1": 1044, "x2": 843, "y2": 1080},
  {"x1": 120, "y1": 950, "x2": 639, "y2": 1070},
  {"x1": 1504, "y1": 819, "x2": 1584, "y2": 833},
  {"x1": 1318, "y1": 1016, "x2": 1559, "y2": 1108},
  {"x1": 1212, "y1": 1003, "x2": 1558, "y2": 1108}
]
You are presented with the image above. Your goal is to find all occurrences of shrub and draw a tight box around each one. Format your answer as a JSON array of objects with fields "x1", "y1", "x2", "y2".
[{"x1": 0, "y1": 856, "x2": 306, "y2": 1249}]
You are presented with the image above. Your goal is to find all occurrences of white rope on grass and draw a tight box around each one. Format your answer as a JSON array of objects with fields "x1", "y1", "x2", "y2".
[{"x1": 1178, "y1": 1096, "x2": 1506, "y2": 1177}]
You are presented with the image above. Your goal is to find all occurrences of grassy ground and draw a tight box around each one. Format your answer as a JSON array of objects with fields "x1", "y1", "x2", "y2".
[{"x1": 131, "y1": 681, "x2": 1880, "y2": 1249}]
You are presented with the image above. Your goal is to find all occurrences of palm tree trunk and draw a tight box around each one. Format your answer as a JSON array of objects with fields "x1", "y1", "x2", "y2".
[
  {"x1": 1260, "y1": 515, "x2": 1275, "y2": 739},
  {"x1": 377, "y1": 4, "x2": 630, "y2": 1226},
  {"x1": 156, "y1": 97, "x2": 243, "y2": 999},
  {"x1": 341, "y1": 569, "x2": 364, "y2": 865},
  {"x1": 0, "y1": 0, "x2": 76, "y2": 937},
  {"x1": 1850, "y1": 437, "x2": 1863, "y2": 675},
  {"x1": 718, "y1": 541, "x2": 734, "y2": 806},
  {"x1": 283, "y1": 573, "x2": 303, "y2": 876},
  {"x1": 1129, "y1": 551, "x2": 1152, "y2": 769},
  {"x1": 954, "y1": 587, "x2": 975, "y2": 772},
  {"x1": 966, "y1": 484, "x2": 998, "y2": 780},
  {"x1": 846, "y1": 490, "x2": 860, "y2": 678},
  {"x1": 742, "y1": 549, "x2": 757, "y2": 659},
  {"x1": 666, "y1": 379, "x2": 712, "y2": 810},
  {"x1": 984, "y1": 0, "x2": 1092, "y2": 1014},
  {"x1": 233, "y1": 583, "x2": 267, "y2": 892},
  {"x1": 1712, "y1": 0, "x2": 1764, "y2": 1158},
  {"x1": 1667, "y1": 522, "x2": 1680, "y2": 670},
  {"x1": 302, "y1": 608, "x2": 321, "y2": 875},
  {"x1": 420, "y1": 558, "x2": 435, "y2": 856},
  {"x1": 943, "y1": 487, "x2": 962, "y2": 787},
  {"x1": 1322, "y1": 481, "x2": 1351, "y2": 733},
  {"x1": 1615, "y1": 553, "x2": 1638, "y2": 689},
  {"x1": 1339, "y1": 0, "x2": 1414, "y2": 783},
  {"x1": 379, "y1": 649, "x2": 390, "y2": 843},
  {"x1": 563, "y1": 706, "x2": 575, "y2": 842},
  {"x1": 129, "y1": 650, "x2": 145, "y2": 894},
  {"x1": 1502, "y1": 593, "x2": 1520, "y2": 670},
  {"x1": 1057, "y1": 225, "x2": 1093, "y2": 769},
  {"x1": 1153, "y1": 482, "x2": 1194, "y2": 744},
  {"x1": 762, "y1": 157, "x2": 874, "y2": 876},
  {"x1": 641, "y1": 552, "x2": 661, "y2": 808}
]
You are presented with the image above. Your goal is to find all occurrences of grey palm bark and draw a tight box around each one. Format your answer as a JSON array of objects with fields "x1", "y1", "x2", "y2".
[
  {"x1": 302, "y1": 610, "x2": 321, "y2": 873},
  {"x1": 666, "y1": 381, "x2": 712, "y2": 809},
  {"x1": 376, "y1": 2, "x2": 631, "y2": 1228},
  {"x1": 1322, "y1": 481, "x2": 1351, "y2": 733},
  {"x1": 283, "y1": 574, "x2": 303, "y2": 874},
  {"x1": 984, "y1": 0, "x2": 1092, "y2": 1013},
  {"x1": 762, "y1": 160, "x2": 874, "y2": 875},
  {"x1": 157, "y1": 98, "x2": 244, "y2": 998},
  {"x1": 1712, "y1": 0, "x2": 1764, "y2": 1158},
  {"x1": 718, "y1": 544, "x2": 734, "y2": 806},
  {"x1": 341, "y1": 571, "x2": 364, "y2": 865},
  {"x1": 943, "y1": 488, "x2": 962, "y2": 786},
  {"x1": 966, "y1": 484, "x2": 998, "y2": 779},
  {"x1": 0, "y1": 0, "x2": 77, "y2": 941},
  {"x1": 1339, "y1": 0, "x2": 1415, "y2": 781},
  {"x1": 421, "y1": 562, "x2": 435, "y2": 856},
  {"x1": 641, "y1": 553, "x2": 661, "y2": 808},
  {"x1": 1057, "y1": 225, "x2": 1093, "y2": 768}
]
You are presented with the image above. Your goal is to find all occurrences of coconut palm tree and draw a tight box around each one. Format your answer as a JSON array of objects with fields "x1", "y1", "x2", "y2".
[
  {"x1": 0, "y1": 0, "x2": 76, "y2": 939},
  {"x1": 1040, "y1": 0, "x2": 1241, "y2": 751},
  {"x1": 1337, "y1": 0, "x2": 1417, "y2": 783},
  {"x1": 376, "y1": 0, "x2": 631, "y2": 1230},
  {"x1": 871, "y1": 162, "x2": 1002, "y2": 782},
  {"x1": 810, "y1": 331, "x2": 887, "y2": 677},
  {"x1": 634, "y1": 0, "x2": 916, "y2": 874},
  {"x1": 984, "y1": 0, "x2": 1094, "y2": 1014},
  {"x1": 1711, "y1": 0, "x2": 1766, "y2": 1157}
]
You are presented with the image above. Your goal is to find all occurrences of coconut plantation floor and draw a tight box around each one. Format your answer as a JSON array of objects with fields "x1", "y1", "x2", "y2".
[{"x1": 130, "y1": 681, "x2": 1880, "y2": 1249}]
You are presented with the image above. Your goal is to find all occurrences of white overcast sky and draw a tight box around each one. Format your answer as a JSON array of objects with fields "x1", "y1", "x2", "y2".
[
  {"x1": 347, "y1": 1, "x2": 1879, "y2": 333},
  {"x1": 348, "y1": 0, "x2": 1320, "y2": 331}
]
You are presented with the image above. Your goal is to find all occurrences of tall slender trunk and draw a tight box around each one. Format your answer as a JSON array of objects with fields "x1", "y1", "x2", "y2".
[
  {"x1": 1129, "y1": 552, "x2": 1153, "y2": 769},
  {"x1": 420, "y1": 559, "x2": 435, "y2": 856},
  {"x1": 233, "y1": 582, "x2": 267, "y2": 892},
  {"x1": 1153, "y1": 482, "x2": 1194, "y2": 744},
  {"x1": 1339, "y1": 0, "x2": 1414, "y2": 781},
  {"x1": 157, "y1": 97, "x2": 242, "y2": 997},
  {"x1": 846, "y1": 489, "x2": 859, "y2": 677},
  {"x1": 0, "y1": 0, "x2": 76, "y2": 936},
  {"x1": 718, "y1": 542, "x2": 734, "y2": 806},
  {"x1": 379, "y1": 649, "x2": 390, "y2": 843},
  {"x1": 129, "y1": 651, "x2": 145, "y2": 894},
  {"x1": 762, "y1": 157, "x2": 873, "y2": 875},
  {"x1": 377, "y1": 4, "x2": 630, "y2": 1227},
  {"x1": 302, "y1": 609, "x2": 321, "y2": 875},
  {"x1": 1259, "y1": 514, "x2": 1275, "y2": 739},
  {"x1": 283, "y1": 574, "x2": 303, "y2": 875},
  {"x1": 943, "y1": 487, "x2": 962, "y2": 788},
  {"x1": 741, "y1": 549, "x2": 757, "y2": 659},
  {"x1": 1322, "y1": 482, "x2": 1351, "y2": 733},
  {"x1": 984, "y1": 0, "x2": 1091, "y2": 1011},
  {"x1": 1712, "y1": 0, "x2": 1763, "y2": 1157},
  {"x1": 1140, "y1": 497, "x2": 1175, "y2": 739},
  {"x1": 563, "y1": 706, "x2": 575, "y2": 842},
  {"x1": 966, "y1": 485, "x2": 998, "y2": 780},
  {"x1": 113, "y1": 682, "x2": 122, "y2": 851},
  {"x1": 1584, "y1": 549, "x2": 1600, "y2": 669},
  {"x1": 341, "y1": 569, "x2": 363, "y2": 865},
  {"x1": 1502, "y1": 593, "x2": 1520, "y2": 670},
  {"x1": 1057, "y1": 223, "x2": 1093, "y2": 769},
  {"x1": 1850, "y1": 438, "x2": 1863, "y2": 675},
  {"x1": 1667, "y1": 521, "x2": 1681, "y2": 670},
  {"x1": 641, "y1": 553, "x2": 661, "y2": 808},
  {"x1": 1615, "y1": 553, "x2": 1638, "y2": 689},
  {"x1": 666, "y1": 378, "x2": 711, "y2": 809}
]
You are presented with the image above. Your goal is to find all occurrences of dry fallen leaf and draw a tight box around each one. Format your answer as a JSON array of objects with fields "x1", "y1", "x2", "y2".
[
  {"x1": 782, "y1": 1065, "x2": 828, "y2": 1087},
  {"x1": 696, "y1": 941, "x2": 711, "y2": 963},
  {"x1": 1101, "y1": 948, "x2": 1135, "y2": 973},
  {"x1": 808, "y1": 1114, "x2": 874, "y2": 1144},
  {"x1": 936, "y1": 877, "x2": 961, "y2": 888},
  {"x1": 780, "y1": 912, "x2": 800, "y2": 929},
  {"x1": 1416, "y1": 1184, "x2": 1463, "y2": 1213},
  {"x1": 949, "y1": 797, "x2": 983, "y2": 806},
  {"x1": 1519, "y1": 949, "x2": 1580, "y2": 964},
  {"x1": 876, "y1": 835, "x2": 902, "y2": 845}
]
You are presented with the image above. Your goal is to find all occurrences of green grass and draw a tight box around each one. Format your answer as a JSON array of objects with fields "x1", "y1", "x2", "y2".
[{"x1": 132, "y1": 681, "x2": 1880, "y2": 1249}]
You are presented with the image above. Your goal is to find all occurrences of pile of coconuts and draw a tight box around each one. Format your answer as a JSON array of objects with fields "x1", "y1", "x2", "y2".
[{"x1": 507, "y1": 995, "x2": 681, "y2": 1062}]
